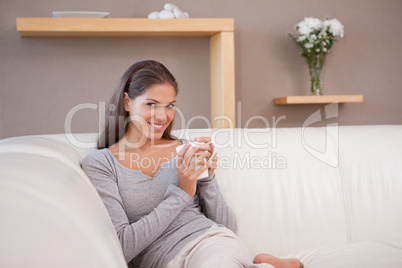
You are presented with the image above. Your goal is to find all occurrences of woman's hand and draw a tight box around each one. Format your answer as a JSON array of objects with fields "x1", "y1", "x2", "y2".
[
  {"x1": 194, "y1": 137, "x2": 218, "y2": 175},
  {"x1": 176, "y1": 143, "x2": 209, "y2": 197}
]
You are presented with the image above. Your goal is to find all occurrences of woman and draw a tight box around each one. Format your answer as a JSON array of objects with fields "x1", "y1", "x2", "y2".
[{"x1": 82, "y1": 60, "x2": 303, "y2": 268}]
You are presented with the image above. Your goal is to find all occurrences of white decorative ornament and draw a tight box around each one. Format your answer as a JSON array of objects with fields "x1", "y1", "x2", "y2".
[
  {"x1": 163, "y1": 3, "x2": 178, "y2": 11},
  {"x1": 173, "y1": 7, "x2": 186, "y2": 19},
  {"x1": 147, "y1": 11, "x2": 159, "y2": 19},
  {"x1": 158, "y1": 9, "x2": 175, "y2": 19},
  {"x1": 147, "y1": 3, "x2": 190, "y2": 19}
]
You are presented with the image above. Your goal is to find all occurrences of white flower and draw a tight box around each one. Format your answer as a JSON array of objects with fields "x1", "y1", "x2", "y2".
[
  {"x1": 290, "y1": 17, "x2": 343, "y2": 60},
  {"x1": 304, "y1": 17, "x2": 322, "y2": 31},
  {"x1": 323, "y1": 19, "x2": 331, "y2": 29},
  {"x1": 304, "y1": 43, "x2": 314, "y2": 49},
  {"x1": 296, "y1": 17, "x2": 324, "y2": 37},
  {"x1": 297, "y1": 21, "x2": 312, "y2": 36},
  {"x1": 298, "y1": 35, "x2": 307, "y2": 42},
  {"x1": 325, "y1": 18, "x2": 344, "y2": 37}
]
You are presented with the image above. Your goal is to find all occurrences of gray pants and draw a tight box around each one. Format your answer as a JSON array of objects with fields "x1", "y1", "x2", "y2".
[{"x1": 167, "y1": 225, "x2": 274, "y2": 268}]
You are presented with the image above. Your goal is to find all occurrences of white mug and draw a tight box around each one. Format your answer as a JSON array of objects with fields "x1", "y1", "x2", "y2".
[{"x1": 176, "y1": 141, "x2": 216, "y2": 180}]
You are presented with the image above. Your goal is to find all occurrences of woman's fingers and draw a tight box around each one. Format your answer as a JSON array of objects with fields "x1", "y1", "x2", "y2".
[
  {"x1": 209, "y1": 153, "x2": 218, "y2": 167},
  {"x1": 183, "y1": 144, "x2": 200, "y2": 167},
  {"x1": 177, "y1": 143, "x2": 206, "y2": 172},
  {"x1": 185, "y1": 152, "x2": 209, "y2": 179},
  {"x1": 176, "y1": 143, "x2": 190, "y2": 167},
  {"x1": 208, "y1": 153, "x2": 218, "y2": 175},
  {"x1": 194, "y1": 137, "x2": 211, "y2": 143},
  {"x1": 182, "y1": 153, "x2": 207, "y2": 177},
  {"x1": 193, "y1": 137, "x2": 215, "y2": 158},
  {"x1": 190, "y1": 160, "x2": 209, "y2": 180},
  {"x1": 195, "y1": 150, "x2": 211, "y2": 158}
]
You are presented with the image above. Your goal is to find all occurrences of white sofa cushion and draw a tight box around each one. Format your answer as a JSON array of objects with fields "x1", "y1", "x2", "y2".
[
  {"x1": 0, "y1": 152, "x2": 126, "y2": 268},
  {"x1": 0, "y1": 136, "x2": 82, "y2": 166},
  {"x1": 0, "y1": 136, "x2": 96, "y2": 190},
  {"x1": 291, "y1": 240, "x2": 402, "y2": 268},
  {"x1": 335, "y1": 126, "x2": 402, "y2": 243}
]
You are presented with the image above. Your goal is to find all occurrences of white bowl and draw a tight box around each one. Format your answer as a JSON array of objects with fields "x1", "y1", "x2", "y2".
[{"x1": 52, "y1": 11, "x2": 110, "y2": 18}]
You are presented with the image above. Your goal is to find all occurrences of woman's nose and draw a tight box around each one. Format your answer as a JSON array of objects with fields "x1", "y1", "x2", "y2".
[{"x1": 154, "y1": 107, "x2": 167, "y2": 121}]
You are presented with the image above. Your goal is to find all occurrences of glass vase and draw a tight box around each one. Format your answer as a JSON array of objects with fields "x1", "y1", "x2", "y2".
[{"x1": 308, "y1": 63, "x2": 323, "y2": 95}]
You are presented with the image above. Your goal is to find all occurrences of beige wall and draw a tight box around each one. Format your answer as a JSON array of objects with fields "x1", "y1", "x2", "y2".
[{"x1": 1, "y1": 0, "x2": 401, "y2": 139}]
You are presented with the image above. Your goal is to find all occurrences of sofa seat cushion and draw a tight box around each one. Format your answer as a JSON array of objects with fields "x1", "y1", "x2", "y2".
[{"x1": 289, "y1": 240, "x2": 402, "y2": 268}]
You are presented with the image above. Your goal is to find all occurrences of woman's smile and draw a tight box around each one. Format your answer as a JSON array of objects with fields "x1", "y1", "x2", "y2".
[{"x1": 148, "y1": 122, "x2": 165, "y2": 131}]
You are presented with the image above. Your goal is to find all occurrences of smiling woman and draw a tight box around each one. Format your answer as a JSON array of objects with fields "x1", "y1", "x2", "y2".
[
  {"x1": 82, "y1": 60, "x2": 302, "y2": 268},
  {"x1": 97, "y1": 60, "x2": 179, "y2": 149}
]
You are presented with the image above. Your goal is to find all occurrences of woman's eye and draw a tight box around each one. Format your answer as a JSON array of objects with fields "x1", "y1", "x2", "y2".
[
  {"x1": 146, "y1": 103, "x2": 156, "y2": 107},
  {"x1": 166, "y1": 104, "x2": 175, "y2": 109}
]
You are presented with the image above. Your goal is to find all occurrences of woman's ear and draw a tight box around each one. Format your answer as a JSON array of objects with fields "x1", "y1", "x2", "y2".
[{"x1": 123, "y1": 92, "x2": 130, "y2": 112}]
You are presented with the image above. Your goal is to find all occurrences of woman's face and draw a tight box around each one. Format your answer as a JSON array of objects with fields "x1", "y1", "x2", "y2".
[{"x1": 124, "y1": 83, "x2": 176, "y2": 142}]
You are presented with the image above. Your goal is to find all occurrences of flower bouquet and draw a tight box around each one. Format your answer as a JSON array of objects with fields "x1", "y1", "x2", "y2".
[{"x1": 288, "y1": 17, "x2": 344, "y2": 95}]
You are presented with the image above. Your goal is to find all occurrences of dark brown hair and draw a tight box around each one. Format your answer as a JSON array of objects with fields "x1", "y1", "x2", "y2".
[{"x1": 97, "y1": 60, "x2": 179, "y2": 149}]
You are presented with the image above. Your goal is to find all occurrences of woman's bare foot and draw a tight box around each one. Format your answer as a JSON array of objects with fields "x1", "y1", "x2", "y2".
[{"x1": 253, "y1": 253, "x2": 303, "y2": 268}]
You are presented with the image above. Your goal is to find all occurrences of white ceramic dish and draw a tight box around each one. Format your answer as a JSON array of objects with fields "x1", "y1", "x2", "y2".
[{"x1": 52, "y1": 11, "x2": 110, "y2": 18}]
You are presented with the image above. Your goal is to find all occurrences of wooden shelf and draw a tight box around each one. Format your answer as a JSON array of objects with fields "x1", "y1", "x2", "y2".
[
  {"x1": 16, "y1": 17, "x2": 236, "y2": 128},
  {"x1": 274, "y1": 95, "x2": 364, "y2": 105},
  {"x1": 16, "y1": 18, "x2": 234, "y2": 37}
]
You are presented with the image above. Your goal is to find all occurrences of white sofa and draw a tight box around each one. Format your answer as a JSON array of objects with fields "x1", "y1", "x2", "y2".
[{"x1": 1, "y1": 125, "x2": 401, "y2": 268}]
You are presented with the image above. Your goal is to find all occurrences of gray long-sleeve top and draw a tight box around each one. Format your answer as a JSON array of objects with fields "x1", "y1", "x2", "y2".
[{"x1": 82, "y1": 145, "x2": 237, "y2": 268}]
